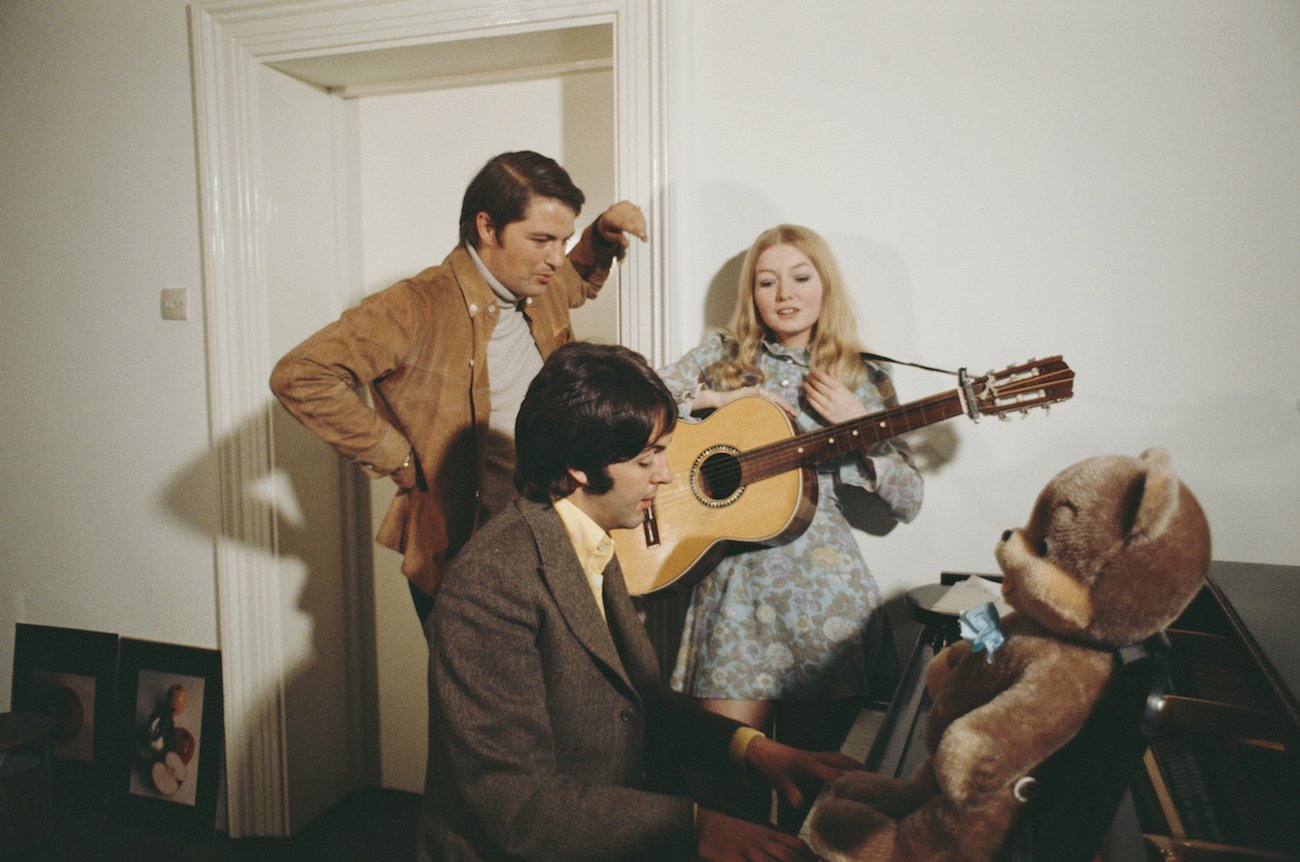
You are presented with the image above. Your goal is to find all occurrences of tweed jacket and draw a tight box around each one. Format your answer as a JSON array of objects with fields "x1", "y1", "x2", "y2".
[
  {"x1": 270, "y1": 227, "x2": 613, "y2": 595},
  {"x1": 420, "y1": 497, "x2": 747, "y2": 862}
]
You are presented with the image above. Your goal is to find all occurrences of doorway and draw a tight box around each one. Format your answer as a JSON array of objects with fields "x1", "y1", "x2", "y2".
[
  {"x1": 190, "y1": 0, "x2": 673, "y2": 837},
  {"x1": 269, "y1": 26, "x2": 617, "y2": 797}
]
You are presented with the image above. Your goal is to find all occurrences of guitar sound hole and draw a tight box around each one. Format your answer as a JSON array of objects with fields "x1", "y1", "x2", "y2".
[{"x1": 695, "y1": 450, "x2": 742, "y2": 505}]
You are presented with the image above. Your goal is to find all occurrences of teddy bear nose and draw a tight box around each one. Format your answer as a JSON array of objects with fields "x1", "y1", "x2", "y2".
[{"x1": 1001, "y1": 529, "x2": 1013, "y2": 542}]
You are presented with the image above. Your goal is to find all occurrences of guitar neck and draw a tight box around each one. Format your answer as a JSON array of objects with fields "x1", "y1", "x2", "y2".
[{"x1": 740, "y1": 389, "x2": 964, "y2": 482}]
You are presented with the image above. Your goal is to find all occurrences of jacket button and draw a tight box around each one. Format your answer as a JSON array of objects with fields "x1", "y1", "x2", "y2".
[{"x1": 619, "y1": 709, "x2": 634, "y2": 723}]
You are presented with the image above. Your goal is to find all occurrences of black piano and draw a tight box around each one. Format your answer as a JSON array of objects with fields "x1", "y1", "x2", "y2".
[{"x1": 814, "y1": 561, "x2": 1300, "y2": 862}]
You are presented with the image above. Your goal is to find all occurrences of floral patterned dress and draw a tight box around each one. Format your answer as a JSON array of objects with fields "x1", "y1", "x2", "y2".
[{"x1": 658, "y1": 333, "x2": 924, "y2": 701}]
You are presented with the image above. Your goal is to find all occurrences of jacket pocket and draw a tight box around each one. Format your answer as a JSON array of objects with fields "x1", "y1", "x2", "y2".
[{"x1": 376, "y1": 490, "x2": 410, "y2": 553}]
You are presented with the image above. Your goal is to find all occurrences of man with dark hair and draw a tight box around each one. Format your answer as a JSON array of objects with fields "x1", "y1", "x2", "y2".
[
  {"x1": 457, "y1": 149, "x2": 587, "y2": 248},
  {"x1": 420, "y1": 342, "x2": 855, "y2": 861},
  {"x1": 513, "y1": 341, "x2": 679, "y2": 502},
  {"x1": 271, "y1": 152, "x2": 646, "y2": 621}
]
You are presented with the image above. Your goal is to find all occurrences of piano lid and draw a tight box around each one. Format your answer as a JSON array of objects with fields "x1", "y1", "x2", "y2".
[{"x1": 1206, "y1": 559, "x2": 1300, "y2": 732}]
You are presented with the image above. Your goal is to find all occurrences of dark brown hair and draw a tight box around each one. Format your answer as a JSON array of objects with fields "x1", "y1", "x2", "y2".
[
  {"x1": 515, "y1": 342, "x2": 677, "y2": 502},
  {"x1": 458, "y1": 151, "x2": 585, "y2": 248}
]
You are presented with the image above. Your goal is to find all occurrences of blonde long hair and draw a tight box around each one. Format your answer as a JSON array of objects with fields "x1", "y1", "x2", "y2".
[{"x1": 710, "y1": 224, "x2": 867, "y2": 391}]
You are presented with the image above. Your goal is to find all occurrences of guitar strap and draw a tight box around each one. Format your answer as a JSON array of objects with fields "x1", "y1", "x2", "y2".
[
  {"x1": 862, "y1": 353, "x2": 983, "y2": 419},
  {"x1": 860, "y1": 352, "x2": 961, "y2": 377}
]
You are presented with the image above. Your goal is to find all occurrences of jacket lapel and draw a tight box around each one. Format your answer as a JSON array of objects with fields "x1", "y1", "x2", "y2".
[
  {"x1": 517, "y1": 499, "x2": 636, "y2": 694},
  {"x1": 601, "y1": 558, "x2": 662, "y2": 692}
]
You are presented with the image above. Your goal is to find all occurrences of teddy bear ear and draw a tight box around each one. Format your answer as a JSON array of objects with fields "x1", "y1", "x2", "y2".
[{"x1": 1129, "y1": 448, "x2": 1180, "y2": 545}]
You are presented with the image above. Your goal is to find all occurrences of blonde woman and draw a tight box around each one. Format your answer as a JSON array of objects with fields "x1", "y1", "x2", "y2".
[{"x1": 658, "y1": 225, "x2": 924, "y2": 822}]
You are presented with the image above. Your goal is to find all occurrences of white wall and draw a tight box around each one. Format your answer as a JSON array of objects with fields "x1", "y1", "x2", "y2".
[
  {"x1": 678, "y1": 0, "x2": 1300, "y2": 600},
  {"x1": 1, "y1": 0, "x2": 218, "y2": 704}
]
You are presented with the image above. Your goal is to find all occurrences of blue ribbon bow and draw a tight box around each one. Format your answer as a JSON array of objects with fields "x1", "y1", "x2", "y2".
[{"x1": 959, "y1": 601, "x2": 1005, "y2": 663}]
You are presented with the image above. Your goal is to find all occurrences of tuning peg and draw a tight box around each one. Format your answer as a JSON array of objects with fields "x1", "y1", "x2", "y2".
[{"x1": 998, "y1": 414, "x2": 1010, "y2": 422}]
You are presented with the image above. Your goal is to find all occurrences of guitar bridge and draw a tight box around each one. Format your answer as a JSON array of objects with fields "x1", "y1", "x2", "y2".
[{"x1": 641, "y1": 502, "x2": 661, "y2": 547}]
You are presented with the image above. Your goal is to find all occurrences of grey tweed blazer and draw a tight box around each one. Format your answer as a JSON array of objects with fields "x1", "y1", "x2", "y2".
[{"x1": 419, "y1": 497, "x2": 744, "y2": 862}]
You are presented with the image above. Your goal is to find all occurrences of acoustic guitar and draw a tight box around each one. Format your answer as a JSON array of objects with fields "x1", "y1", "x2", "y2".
[{"x1": 613, "y1": 356, "x2": 1074, "y2": 595}]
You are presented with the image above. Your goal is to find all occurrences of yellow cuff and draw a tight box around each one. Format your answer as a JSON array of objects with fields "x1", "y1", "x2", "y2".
[{"x1": 728, "y1": 726, "x2": 765, "y2": 768}]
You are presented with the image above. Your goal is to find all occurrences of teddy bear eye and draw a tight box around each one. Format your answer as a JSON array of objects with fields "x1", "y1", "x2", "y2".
[{"x1": 1036, "y1": 538, "x2": 1050, "y2": 557}]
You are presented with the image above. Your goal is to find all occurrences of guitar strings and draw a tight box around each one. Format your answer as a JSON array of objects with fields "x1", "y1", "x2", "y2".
[
  {"x1": 738, "y1": 365, "x2": 1072, "y2": 476},
  {"x1": 643, "y1": 364, "x2": 1074, "y2": 509},
  {"x1": 687, "y1": 366, "x2": 1074, "y2": 489},
  {"x1": 727, "y1": 389, "x2": 965, "y2": 482}
]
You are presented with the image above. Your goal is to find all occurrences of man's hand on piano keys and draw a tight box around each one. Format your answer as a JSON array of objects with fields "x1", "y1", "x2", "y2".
[
  {"x1": 744, "y1": 736, "x2": 863, "y2": 810},
  {"x1": 695, "y1": 809, "x2": 816, "y2": 862}
]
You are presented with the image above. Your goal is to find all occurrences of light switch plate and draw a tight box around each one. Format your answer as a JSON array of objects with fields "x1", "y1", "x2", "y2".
[{"x1": 161, "y1": 288, "x2": 189, "y2": 321}]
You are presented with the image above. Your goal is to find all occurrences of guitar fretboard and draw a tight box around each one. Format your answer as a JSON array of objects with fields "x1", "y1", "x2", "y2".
[{"x1": 739, "y1": 390, "x2": 965, "y2": 482}]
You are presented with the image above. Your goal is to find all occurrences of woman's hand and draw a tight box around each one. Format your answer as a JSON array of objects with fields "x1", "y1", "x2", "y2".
[
  {"x1": 693, "y1": 386, "x2": 798, "y2": 418},
  {"x1": 803, "y1": 369, "x2": 867, "y2": 424}
]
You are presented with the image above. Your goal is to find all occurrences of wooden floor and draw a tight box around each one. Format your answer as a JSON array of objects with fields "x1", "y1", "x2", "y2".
[{"x1": 12, "y1": 787, "x2": 421, "y2": 862}]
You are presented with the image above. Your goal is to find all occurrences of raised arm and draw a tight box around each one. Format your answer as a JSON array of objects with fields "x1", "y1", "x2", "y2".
[{"x1": 562, "y1": 200, "x2": 649, "y2": 306}]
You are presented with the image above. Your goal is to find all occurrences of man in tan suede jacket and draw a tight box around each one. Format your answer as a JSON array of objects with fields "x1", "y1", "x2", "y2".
[{"x1": 270, "y1": 151, "x2": 646, "y2": 620}]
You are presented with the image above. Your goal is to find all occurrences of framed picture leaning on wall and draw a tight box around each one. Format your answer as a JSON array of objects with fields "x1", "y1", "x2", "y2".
[
  {"x1": 114, "y1": 638, "x2": 222, "y2": 840},
  {"x1": 10, "y1": 623, "x2": 120, "y2": 811}
]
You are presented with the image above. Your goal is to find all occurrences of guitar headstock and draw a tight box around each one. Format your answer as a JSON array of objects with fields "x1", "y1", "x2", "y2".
[{"x1": 965, "y1": 356, "x2": 1074, "y2": 420}]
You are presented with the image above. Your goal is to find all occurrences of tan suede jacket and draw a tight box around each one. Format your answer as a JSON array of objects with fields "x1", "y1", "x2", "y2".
[{"x1": 270, "y1": 226, "x2": 614, "y2": 595}]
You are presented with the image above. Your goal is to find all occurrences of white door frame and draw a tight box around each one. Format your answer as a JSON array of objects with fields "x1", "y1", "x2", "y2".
[{"x1": 189, "y1": 0, "x2": 681, "y2": 837}]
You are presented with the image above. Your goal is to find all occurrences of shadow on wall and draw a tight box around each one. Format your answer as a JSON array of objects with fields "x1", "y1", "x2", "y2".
[
  {"x1": 702, "y1": 250, "x2": 746, "y2": 332},
  {"x1": 161, "y1": 406, "x2": 376, "y2": 832}
]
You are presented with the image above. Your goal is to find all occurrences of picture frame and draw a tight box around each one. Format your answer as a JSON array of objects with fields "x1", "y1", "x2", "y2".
[
  {"x1": 10, "y1": 623, "x2": 120, "y2": 811},
  {"x1": 114, "y1": 638, "x2": 223, "y2": 840}
]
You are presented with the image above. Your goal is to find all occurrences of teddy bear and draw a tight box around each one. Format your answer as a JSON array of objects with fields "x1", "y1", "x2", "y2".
[{"x1": 807, "y1": 447, "x2": 1210, "y2": 862}]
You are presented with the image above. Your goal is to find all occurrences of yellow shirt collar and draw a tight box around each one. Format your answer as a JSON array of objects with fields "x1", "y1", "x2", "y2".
[{"x1": 553, "y1": 497, "x2": 615, "y2": 618}]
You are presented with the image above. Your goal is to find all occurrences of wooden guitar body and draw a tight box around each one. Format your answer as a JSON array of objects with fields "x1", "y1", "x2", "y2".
[
  {"x1": 614, "y1": 356, "x2": 1074, "y2": 596},
  {"x1": 613, "y1": 397, "x2": 817, "y2": 596}
]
